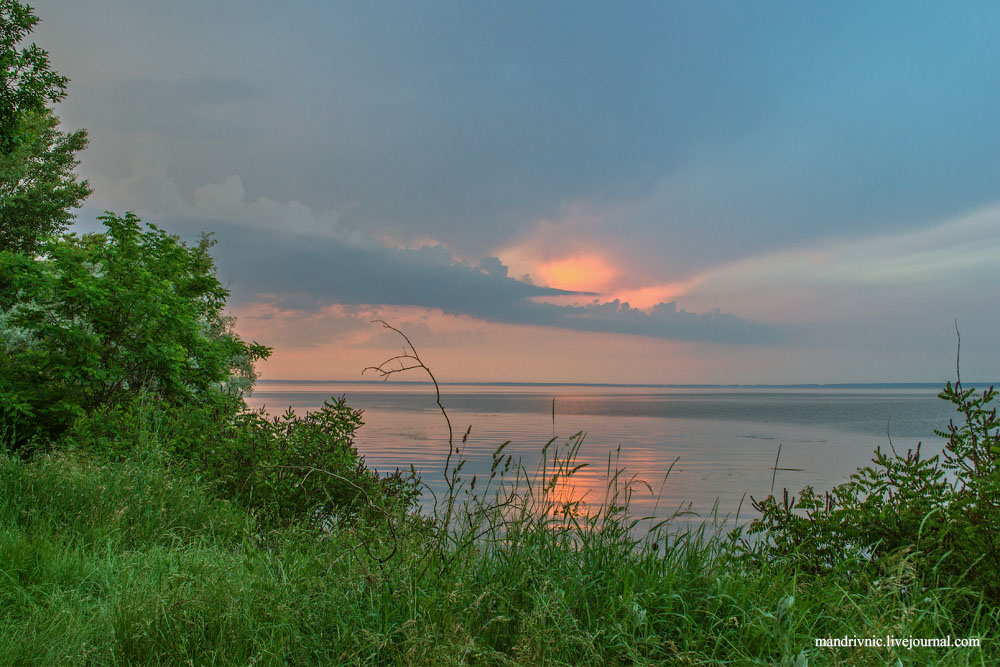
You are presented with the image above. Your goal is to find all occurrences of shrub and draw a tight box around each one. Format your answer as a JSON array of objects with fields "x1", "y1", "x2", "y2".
[
  {"x1": 747, "y1": 379, "x2": 1000, "y2": 602},
  {"x1": 201, "y1": 398, "x2": 419, "y2": 527},
  {"x1": 67, "y1": 394, "x2": 419, "y2": 528}
]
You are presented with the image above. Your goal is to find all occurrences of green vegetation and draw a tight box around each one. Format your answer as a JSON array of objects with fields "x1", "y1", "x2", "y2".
[
  {"x1": 749, "y1": 378, "x2": 1000, "y2": 603},
  {"x1": 1, "y1": 394, "x2": 997, "y2": 664},
  {"x1": 1, "y1": 2, "x2": 998, "y2": 664},
  {"x1": 1, "y1": 0, "x2": 90, "y2": 254},
  {"x1": 0, "y1": 106, "x2": 90, "y2": 254},
  {"x1": 1, "y1": 213, "x2": 268, "y2": 450}
]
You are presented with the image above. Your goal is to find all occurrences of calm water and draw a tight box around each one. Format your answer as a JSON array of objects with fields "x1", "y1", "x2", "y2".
[{"x1": 245, "y1": 382, "x2": 957, "y2": 527}]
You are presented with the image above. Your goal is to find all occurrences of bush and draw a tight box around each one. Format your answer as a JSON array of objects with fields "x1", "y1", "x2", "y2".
[
  {"x1": 747, "y1": 379, "x2": 1000, "y2": 602},
  {"x1": 67, "y1": 394, "x2": 419, "y2": 528},
  {"x1": 197, "y1": 398, "x2": 418, "y2": 527}
]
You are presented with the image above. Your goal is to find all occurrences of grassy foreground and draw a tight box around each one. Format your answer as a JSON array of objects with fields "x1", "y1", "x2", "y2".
[{"x1": 1, "y1": 427, "x2": 996, "y2": 665}]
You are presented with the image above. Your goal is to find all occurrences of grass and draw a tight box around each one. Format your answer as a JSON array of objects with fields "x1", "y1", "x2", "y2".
[{"x1": 1, "y1": 427, "x2": 997, "y2": 665}]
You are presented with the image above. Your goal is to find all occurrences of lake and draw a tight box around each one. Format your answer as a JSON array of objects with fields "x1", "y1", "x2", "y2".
[{"x1": 245, "y1": 381, "x2": 960, "y2": 529}]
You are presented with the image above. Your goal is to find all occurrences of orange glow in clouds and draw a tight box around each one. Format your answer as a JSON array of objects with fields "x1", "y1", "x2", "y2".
[
  {"x1": 529, "y1": 251, "x2": 701, "y2": 310},
  {"x1": 610, "y1": 278, "x2": 702, "y2": 309},
  {"x1": 537, "y1": 253, "x2": 619, "y2": 292}
]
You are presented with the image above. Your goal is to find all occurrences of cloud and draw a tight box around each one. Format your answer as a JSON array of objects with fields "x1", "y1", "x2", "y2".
[
  {"x1": 62, "y1": 0, "x2": 1000, "y2": 266},
  {"x1": 658, "y1": 201, "x2": 1000, "y2": 374},
  {"x1": 684, "y1": 202, "x2": 1000, "y2": 306},
  {"x1": 55, "y1": 1, "x2": 1000, "y2": 307},
  {"x1": 75, "y1": 132, "x2": 781, "y2": 347},
  {"x1": 229, "y1": 301, "x2": 372, "y2": 348},
  {"x1": 194, "y1": 217, "x2": 781, "y2": 345},
  {"x1": 521, "y1": 299, "x2": 780, "y2": 344}
]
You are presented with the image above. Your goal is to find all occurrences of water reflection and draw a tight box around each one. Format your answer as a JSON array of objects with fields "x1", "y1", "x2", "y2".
[{"x1": 245, "y1": 382, "x2": 952, "y2": 529}]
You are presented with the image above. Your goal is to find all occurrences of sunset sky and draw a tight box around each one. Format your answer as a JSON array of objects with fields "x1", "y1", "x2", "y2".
[{"x1": 34, "y1": 1, "x2": 1000, "y2": 384}]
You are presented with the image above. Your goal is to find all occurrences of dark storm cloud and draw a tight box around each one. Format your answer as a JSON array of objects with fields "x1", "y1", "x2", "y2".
[{"x1": 179, "y1": 218, "x2": 781, "y2": 344}]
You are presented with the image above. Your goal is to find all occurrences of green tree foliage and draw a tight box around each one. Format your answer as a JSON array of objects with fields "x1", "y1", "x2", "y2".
[
  {"x1": 0, "y1": 212, "x2": 270, "y2": 449},
  {"x1": 0, "y1": 0, "x2": 90, "y2": 254},
  {"x1": 0, "y1": 107, "x2": 91, "y2": 254},
  {"x1": 0, "y1": 0, "x2": 68, "y2": 153}
]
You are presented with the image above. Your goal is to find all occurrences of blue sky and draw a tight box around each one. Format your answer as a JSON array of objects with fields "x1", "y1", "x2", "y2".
[{"x1": 32, "y1": 0, "x2": 1000, "y2": 382}]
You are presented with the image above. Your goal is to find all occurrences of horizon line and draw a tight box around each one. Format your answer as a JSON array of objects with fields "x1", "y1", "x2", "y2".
[{"x1": 254, "y1": 379, "x2": 997, "y2": 389}]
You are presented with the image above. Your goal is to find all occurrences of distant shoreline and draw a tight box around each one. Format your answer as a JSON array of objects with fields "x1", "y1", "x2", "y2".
[{"x1": 255, "y1": 379, "x2": 996, "y2": 390}]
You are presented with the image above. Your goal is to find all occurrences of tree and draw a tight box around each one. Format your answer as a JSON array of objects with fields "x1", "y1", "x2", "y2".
[
  {"x1": 0, "y1": 107, "x2": 90, "y2": 254},
  {"x1": 0, "y1": 0, "x2": 68, "y2": 153},
  {"x1": 0, "y1": 212, "x2": 270, "y2": 449},
  {"x1": 0, "y1": 0, "x2": 90, "y2": 254}
]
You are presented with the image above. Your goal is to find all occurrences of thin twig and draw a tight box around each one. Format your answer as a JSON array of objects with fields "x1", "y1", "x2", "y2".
[
  {"x1": 363, "y1": 320, "x2": 454, "y2": 465},
  {"x1": 770, "y1": 443, "x2": 782, "y2": 496},
  {"x1": 363, "y1": 319, "x2": 463, "y2": 578},
  {"x1": 954, "y1": 320, "x2": 963, "y2": 391},
  {"x1": 886, "y1": 415, "x2": 899, "y2": 458}
]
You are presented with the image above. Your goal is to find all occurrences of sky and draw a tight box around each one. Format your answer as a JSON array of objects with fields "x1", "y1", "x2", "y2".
[{"x1": 30, "y1": 0, "x2": 1000, "y2": 384}]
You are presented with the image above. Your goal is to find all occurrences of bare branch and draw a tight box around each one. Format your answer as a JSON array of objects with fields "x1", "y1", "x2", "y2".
[
  {"x1": 954, "y1": 319, "x2": 962, "y2": 390},
  {"x1": 365, "y1": 319, "x2": 467, "y2": 577}
]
